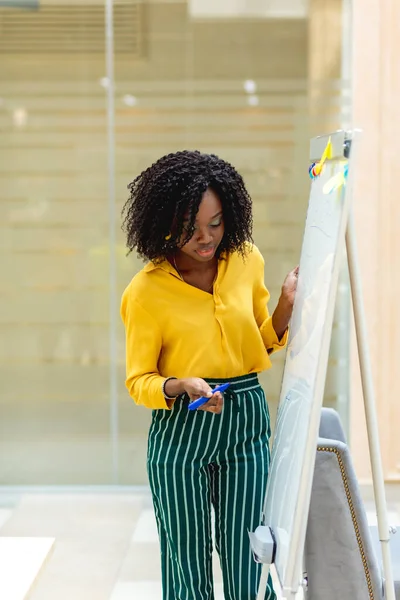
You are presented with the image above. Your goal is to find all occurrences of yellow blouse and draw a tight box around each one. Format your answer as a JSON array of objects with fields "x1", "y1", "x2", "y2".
[{"x1": 120, "y1": 244, "x2": 288, "y2": 410}]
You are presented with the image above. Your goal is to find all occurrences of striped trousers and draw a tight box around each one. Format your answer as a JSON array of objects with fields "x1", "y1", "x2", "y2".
[{"x1": 147, "y1": 374, "x2": 276, "y2": 600}]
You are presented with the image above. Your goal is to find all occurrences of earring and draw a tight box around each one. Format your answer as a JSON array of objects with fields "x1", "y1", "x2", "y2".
[{"x1": 165, "y1": 233, "x2": 171, "y2": 241}]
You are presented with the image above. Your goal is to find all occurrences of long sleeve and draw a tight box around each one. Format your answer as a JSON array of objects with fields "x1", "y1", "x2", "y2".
[
  {"x1": 120, "y1": 287, "x2": 171, "y2": 410},
  {"x1": 252, "y1": 249, "x2": 288, "y2": 354}
]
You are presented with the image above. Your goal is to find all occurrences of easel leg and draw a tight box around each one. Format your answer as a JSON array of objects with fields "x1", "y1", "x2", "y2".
[
  {"x1": 257, "y1": 564, "x2": 270, "y2": 600},
  {"x1": 346, "y1": 208, "x2": 396, "y2": 600}
]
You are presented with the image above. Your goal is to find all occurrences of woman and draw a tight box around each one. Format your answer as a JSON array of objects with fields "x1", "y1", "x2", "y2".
[{"x1": 120, "y1": 150, "x2": 298, "y2": 600}]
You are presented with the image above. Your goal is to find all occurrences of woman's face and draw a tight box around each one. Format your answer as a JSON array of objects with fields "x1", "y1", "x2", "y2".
[{"x1": 178, "y1": 188, "x2": 225, "y2": 263}]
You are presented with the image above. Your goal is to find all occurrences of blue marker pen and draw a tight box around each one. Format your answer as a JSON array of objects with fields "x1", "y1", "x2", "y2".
[{"x1": 188, "y1": 383, "x2": 231, "y2": 411}]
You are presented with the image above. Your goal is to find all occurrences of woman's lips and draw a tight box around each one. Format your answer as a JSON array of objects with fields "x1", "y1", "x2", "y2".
[{"x1": 196, "y1": 247, "x2": 215, "y2": 258}]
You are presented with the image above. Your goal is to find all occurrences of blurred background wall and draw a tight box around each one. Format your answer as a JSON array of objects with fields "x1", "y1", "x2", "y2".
[
  {"x1": 350, "y1": 0, "x2": 400, "y2": 485},
  {"x1": 0, "y1": 0, "x2": 373, "y2": 487}
]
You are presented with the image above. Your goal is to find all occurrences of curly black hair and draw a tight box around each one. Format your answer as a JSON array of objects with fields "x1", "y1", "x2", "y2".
[{"x1": 121, "y1": 150, "x2": 253, "y2": 262}]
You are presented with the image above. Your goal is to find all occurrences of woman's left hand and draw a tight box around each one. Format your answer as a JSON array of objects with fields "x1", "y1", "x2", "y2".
[{"x1": 281, "y1": 266, "x2": 299, "y2": 307}]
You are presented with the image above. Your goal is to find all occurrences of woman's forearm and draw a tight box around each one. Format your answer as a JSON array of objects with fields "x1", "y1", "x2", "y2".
[{"x1": 272, "y1": 295, "x2": 294, "y2": 340}]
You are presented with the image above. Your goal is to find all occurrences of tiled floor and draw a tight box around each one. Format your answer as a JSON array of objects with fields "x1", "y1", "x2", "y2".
[
  {"x1": 0, "y1": 489, "x2": 398, "y2": 600},
  {"x1": 0, "y1": 508, "x2": 13, "y2": 528}
]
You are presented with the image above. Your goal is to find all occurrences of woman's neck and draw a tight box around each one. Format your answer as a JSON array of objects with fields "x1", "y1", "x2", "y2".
[{"x1": 173, "y1": 251, "x2": 218, "y2": 274}]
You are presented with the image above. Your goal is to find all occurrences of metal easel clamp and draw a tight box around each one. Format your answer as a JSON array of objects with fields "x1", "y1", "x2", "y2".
[{"x1": 248, "y1": 525, "x2": 276, "y2": 565}]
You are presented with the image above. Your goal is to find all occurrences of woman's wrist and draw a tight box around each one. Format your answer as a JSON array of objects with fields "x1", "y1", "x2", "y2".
[{"x1": 163, "y1": 377, "x2": 186, "y2": 398}]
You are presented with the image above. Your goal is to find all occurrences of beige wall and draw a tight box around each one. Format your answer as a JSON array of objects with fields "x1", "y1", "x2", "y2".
[
  {"x1": 307, "y1": 0, "x2": 400, "y2": 484},
  {"x1": 351, "y1": 0, "x2": 400, "y2": 483}
]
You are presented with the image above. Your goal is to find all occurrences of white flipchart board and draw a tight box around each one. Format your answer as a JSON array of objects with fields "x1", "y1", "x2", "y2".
[{"x1": 263, "y1": 130, "x2": 358, "y2": 597}]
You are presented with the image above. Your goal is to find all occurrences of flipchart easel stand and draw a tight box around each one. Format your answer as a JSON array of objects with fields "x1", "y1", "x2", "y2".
[{"x1": 251, "y1": 130, "x2": 396, "y2": 600}]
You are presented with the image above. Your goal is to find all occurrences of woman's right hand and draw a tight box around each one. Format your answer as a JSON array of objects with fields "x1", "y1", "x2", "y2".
[{"x1": 182, "y1": 378, "x2": 224, "y2": 414}]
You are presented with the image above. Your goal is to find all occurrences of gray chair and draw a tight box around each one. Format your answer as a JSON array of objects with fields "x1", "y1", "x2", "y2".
[{"x1": 304, "y1": 407, "x2": 400, "y2": 599}]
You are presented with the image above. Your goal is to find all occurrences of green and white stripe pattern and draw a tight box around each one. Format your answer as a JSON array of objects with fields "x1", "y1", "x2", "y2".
[{"x1": 147, "y1": 373, "x2": 276, "y2": 600}]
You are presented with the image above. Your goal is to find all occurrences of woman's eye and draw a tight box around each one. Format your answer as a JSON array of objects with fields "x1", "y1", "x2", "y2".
[{"x1": 183, "y1": 220, "x2": 222, "y2": 232}]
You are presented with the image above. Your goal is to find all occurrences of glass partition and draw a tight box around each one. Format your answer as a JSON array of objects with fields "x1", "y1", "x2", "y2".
[{"x1": 0, "y1": 0, "x2": 351, "y2": 485}]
